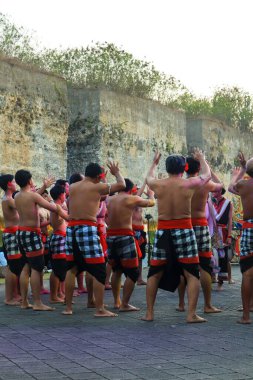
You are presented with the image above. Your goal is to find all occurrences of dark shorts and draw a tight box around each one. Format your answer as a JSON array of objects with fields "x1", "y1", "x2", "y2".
[
  {"x1": 66, "y1": 225, "x2": 106, "y2": 284},
  {"x1": 51, "y1": 259, "x2": 67, "y2": 282},
  {"x1": 2, "y1": 232, "x2": 24, "y2": 276},
  {"x1": 240, "y1": 256, "x2": 253, "y2": 274},
  {"x1": 107, "y1": 235, "x2": 139, "y2": 282},
  {"x1": 199, "y1": 256, "x2": 212, "y2": 276},
  {"x1": 17, "y1": 230, "x2": 44, "y2": 273}
]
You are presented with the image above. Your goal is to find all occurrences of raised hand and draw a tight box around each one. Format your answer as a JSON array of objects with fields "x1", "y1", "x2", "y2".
[
  {"x1": 152, "y1": 151, "x2": 161, "y2": 166},
  {"x1": 238, "y1": 152, "x2": 246, "y2": 168},
  {"x1": 43, "y1": 176, "x2": 55, "y2": 188},
  {"x1": 231, "y1": 167, "x2": 241, "y2": 178},
  {"x1": 192, "y1": 147, "x2": 205, "y2": 161},
  {"x1": 107, "y1": 160, "x2": 120, "y2": 176}
]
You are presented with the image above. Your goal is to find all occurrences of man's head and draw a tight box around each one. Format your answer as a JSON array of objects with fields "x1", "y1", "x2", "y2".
[
  {"x1": 85, "y1": 163, "x2": 103, "y2": 182},
  {"x1": 246, "y1": 158, "x2": 253, "y2": 178},
  {"x1": 122, "y1": 178, "x2": 134, "y2": 193},
  {"x1": 185, "y1": 157, "x2": 200, "y2": 176},
  {"x1": 212, "y1": 187, "x2": 226, "y2": 200},
  {"x1": 165, "y1": 155, "x2": 186, "y2": 175},
  {"x1": 69, "y1": 172, "x2": 84, "y2": 185},
  {"x1": 50, "y1": 185, "x2": 66, "y2": 203},
  {"x1": 0, "y1": 174, "x2": 16, "y2": 192},
  {"x1": 15, "y1": 170, "x2": 33, "y2": 189},
  {"x1": 56, "y1": 179, "x2": 69, "y2": 196}
]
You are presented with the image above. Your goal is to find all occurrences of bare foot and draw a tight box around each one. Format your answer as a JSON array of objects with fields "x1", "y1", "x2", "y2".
[
  {"x1": 187, "y1": 314, "x2": 207, "y2": 323},
  {"x1": 94, "y1": 309, "x2": 118, "y2": 317},
  {"x1": 50, "y1": 298, "x2": 65, "y2": 304},
  {"x1": 62, "y1": 310, "x2": 73, "y2": 315},
  {"x1": 5, "y1": 300, "x2": 21, "y2": 306},
  {"x1": 137, "y1": 280, "x2": 147, "y2": 286},
  {"x1": 105, "y1": 284, "x2": 112, "y2": 290},
  {"x1": 21, "y1": 303, "x2": 33, "y2": 309},
  {"x1": 176, "y1": 306, "x2": 185, "y2": 312},
  {"x1": 119, "y1": 304, "x2": 140, "y2": 312},
  {"x1": 78, "y1": 288, "x2": 88, "y2": 294},
  {"x1": 229, "y1": 279, "x2": 235, "y2": 284},
  {"x1": 141, "y1": 311, "x2": 154, "y2": 321},
  {"x1": 73, "y1": 290, "x2": 80, "y2": 297},
  {"x1": 216, "y1": 286, "x2": 224, "y2": 292},
  {"x1": 204, "y1": 306, "x2": 222, "y2": 313},
  {"x1": 237, "y1": 306, "x2": 253, "y2": 312},
  {"x1": 237, "y1": 318, "x2": 252, "y2": 324},
  {"x1": 33, "y1": 304, "x2": 55, "y2": 311}
]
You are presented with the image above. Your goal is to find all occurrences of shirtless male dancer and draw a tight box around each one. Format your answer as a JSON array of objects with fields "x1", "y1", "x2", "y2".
[
  {"x1": 0, "y1": 174, "x2": 23, "y2": 305},
  {"x1": 177, "y1": 156, "x2": 222, "y2": 313},
  {"x1": 106, "y1": 178, "x2": 155, "y2": 311},
  {"x1": 63, "y1": 161, "x2": 125, "y2": 317},
  {"x1": 142, "y1": 150, "x2": 211, "y2": 323},
  {"x1": 229, "y1": 152, "x2": 253, "y2": 324},
  {"x1": 14, "y1": 169, "x2": 66, "y2": 311},
  {"x1": 49, "y1": 185, "x2": 69, "y2": 303}
]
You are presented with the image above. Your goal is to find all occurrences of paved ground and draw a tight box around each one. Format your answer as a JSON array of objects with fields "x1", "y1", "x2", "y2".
[{"x1": 0, "y1": 265, "x2": 252, "y2": 380}]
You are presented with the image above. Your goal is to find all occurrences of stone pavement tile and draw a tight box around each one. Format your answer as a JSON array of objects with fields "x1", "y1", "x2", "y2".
[
  {"x1": 69, "y1": 374, "x2": 107, "y2": 380},
  {"x1": 94, "y1": 368, "x2": 144, "y2": 380},
  {"x1": 176, "y1": 374, "x2": 213, "y2": 380},
  {"x1": 0, "y1": 376, "x2": 35, "y2": 380},
  {"x1": 29, "y1": 350, "x2": 65, "y2": 360},
  {"x1": 127, "y1": 367, "x2": 173, "y2": 379}
]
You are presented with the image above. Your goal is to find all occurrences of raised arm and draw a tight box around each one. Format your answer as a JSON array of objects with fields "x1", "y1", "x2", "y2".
[
  {"x1": 106, "y1": 161, "x2": 125, "y2": 194},
  {"x1": 228, "y1": 153, "x2": 246, "y2": 195},
  {"x1": 137, "y1": 179, "x2": 146, "y2": 197},
  {"x1": 192, "y1": 148, "x2": 211, "y2": 179},
  {"x1": 33, "y1": 193, "x2": 69, "y2": 220},
  {"x1": 146, "y1": 151, "x2": 161, "y2": 188},
  {"x1": 37, "y1": 176, "x2": 55, "y2": 195}
]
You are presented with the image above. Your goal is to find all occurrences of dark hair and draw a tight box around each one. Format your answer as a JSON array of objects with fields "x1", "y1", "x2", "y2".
[
  {"x1": 246, "y1": 168, "x2": 253, "y2": 178},
  {"x1": 42, "y1": 189, "x2": 49, "y2": 195},
  {"x1": 12, "y1": 190, "x2": 19, "y2": 199},
  {"x1": 186, "y1": 157, "x2": 200, "y2": 175},
  {"x1": 15, "y1": 170, "x2": 32, "y2": 188},
  {"x1": 165, "y1": 155, "x2": 186, "y2": 174},
  {"x1": 50, "y1": 185, "x2": 65, "y2": 201},
  {"x1": 69, "y1": 172, "x2": 83, "y2": 184},
  {"x1": 56, "y1": 179, "x2": 68, "y2": 187},
  {"x1": 0, "y1": 174, "x2": 14, "y2": 191},
  {"x1": 85, "y1": 163, "x2": 103, "y2": 179},
  {"x1": 124, "y1": 178, "x2": 134, "y2": 193}
]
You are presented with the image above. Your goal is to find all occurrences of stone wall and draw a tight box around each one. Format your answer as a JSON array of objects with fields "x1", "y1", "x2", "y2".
[{"x1": 0, "y1": 57, "x2": 69, "y2": 184}]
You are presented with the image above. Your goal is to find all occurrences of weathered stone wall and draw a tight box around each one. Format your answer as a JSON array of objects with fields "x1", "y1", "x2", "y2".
[
  {"x1": 0, "y1": 57, "x2": 69, "y2": 184},
  {"x1": 186, "y1": 117, "x2": 253, "y2": 186},
  {"x1": 67, "y1": 89, "x2": 187, "y2": 183}
]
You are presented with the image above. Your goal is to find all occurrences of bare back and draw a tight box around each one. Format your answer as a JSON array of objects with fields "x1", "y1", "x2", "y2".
[
  {"x1": 107, "y1": 193, "x2": 151, "y2": 230},
  {"x1": 1, "y1": 197, "x2": 19, "y2": 227},
  {"x1": 191, "y1": 180, "x2": 222, "y2": 218},
  {"x1": 69, "y1": 179, "x2": 109, "y2": 222},
  {"x1": 235, "y1": 179, "x2": 253, "y2": 220}
]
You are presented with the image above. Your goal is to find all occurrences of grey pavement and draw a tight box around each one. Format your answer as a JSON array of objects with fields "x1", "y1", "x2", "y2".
[{"x1": 0, "y1": 265, "x2": 253, "y2": 380}]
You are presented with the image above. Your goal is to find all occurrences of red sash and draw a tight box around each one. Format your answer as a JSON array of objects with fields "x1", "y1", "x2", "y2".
[
  {"x1": 3, "y1": 226, "x2": 19, "y2": 233},
  {"x1": 97, "y1": 223, "x2": 107, "y2": 256},
  {"x1": 243, "y1": 222, "x2": 253, "y2": 229},
  {"x1": 191, "y1": 217, "x2": 208, "y2": 227},
  {"x1": 19, "y1": 226, "x2": 41, "y2": 234},
  {"x1": 107, "y1": 228, "x2": 142, "y2": 259},
  {"x1": 54, "y1": 230, "x2": 66, "y2": 237},
  {"x1": 158, "y1": 219, "x2": 192, "y2": 230},
  {"x1": 68, "y1": 219, "x2": 97, "y2": 227}
]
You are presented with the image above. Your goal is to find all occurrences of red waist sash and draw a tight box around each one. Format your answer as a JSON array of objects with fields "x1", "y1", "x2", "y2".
[
  {"x1": 53, "y1": 230, "x2": 66, "y2": 237},
  {"x1": 243, "y1": 222, "x2": 253, "y2": 229},
  {"x1": 132, "y1": 224, "x2": 144, "y2": 231},
  {"x1": 68, "y1": 219, "x2": 97, "y2": 227},
  {"x1": 191, "y1": 217, "x2": 208, "y2": 227},
  {"x1": 19, "y1": 226, "x2": 41, "y2": 234},
  {"x1": 158, "y1": 219, "x2": 192, "y2": 230},
  {"x1": 3, "y1": 226, "x2": 19, "y2": 233},
  {"x1": 107, "y1": 228, "x2": 134, "y2": 236}
]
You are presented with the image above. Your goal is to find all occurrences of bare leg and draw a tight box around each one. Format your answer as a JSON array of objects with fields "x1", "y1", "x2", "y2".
[
  {"x1": 111, "y1": 270, "x2": 122, "y2": 308},
  {"x1": 31, "y1": 269, "x2": 54, "y2": 311},
  {"x1": 177, "y1": 275, "x2": 186, "y2": 311},
  {"x1": 141, "y1": 270, "x2": 164, "y2": 321},
  {"x1": 137, "y1": 260, "x2": 147, "y2": 285},
  {"x1": 238, "y1": 268, "x2": 253, "y2": 324},
  {"x1": 120, "y1": 276, "x2": 140, "y2": 311},
  {"x1": 40, "y1": 272, "x2": 50, "y2": 294},
  {"x1": 4, "y1": 267, "x2": 20, "y2": 306},
  {"x1": 77, "y1": 272, "x2": 87, "y2": 293},
  {"x1": 105, "y1": 263, "x2": 112, "y2": 289},
  {"x1": 184, "y1": 269, "x2": 206, "y2": 323},
  {"x1": 93, "y1": 277, "x2": 117, "y2": 317},
  {"x1": 228, "y1": 261, "x2": 235, "y2": 283},
  {"x1": 86, "y1": 272, "x2": 95, "y2": 307},
  {"x1": 200, "y1": 268, "x2": 221, "y2": 313},
  {"x1": 50, "y1": 272, "x2": 64, "y2": 303},
  {"x1": 20, "y1": 263, "x2": 32, "y2": 309},
  {"x1": 62, "y1": 267, "x2": 78, "y2": 315}
]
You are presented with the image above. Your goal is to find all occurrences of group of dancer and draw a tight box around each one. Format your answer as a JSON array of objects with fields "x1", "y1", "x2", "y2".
[{"x1": 1, "y1": 148, "x2": 253, "y2": 324}]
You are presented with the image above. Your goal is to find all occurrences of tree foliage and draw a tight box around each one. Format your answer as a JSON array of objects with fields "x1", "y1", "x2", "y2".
[{"x1": 1, "y1": 13, "x2": 253, "y2": 131}]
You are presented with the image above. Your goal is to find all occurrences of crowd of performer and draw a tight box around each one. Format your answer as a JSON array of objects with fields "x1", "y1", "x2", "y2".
[{"x1": 0, "y1": 148, "x2": 253, "y2": 324}]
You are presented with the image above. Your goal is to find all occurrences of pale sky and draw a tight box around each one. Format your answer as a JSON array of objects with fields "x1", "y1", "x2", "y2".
[{"x1": 1, "y1": 0, "x2": 253, "y2": 97}]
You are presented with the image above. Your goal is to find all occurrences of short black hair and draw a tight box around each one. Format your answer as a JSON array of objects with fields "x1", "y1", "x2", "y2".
[
  {"x1": 50, "y1": 185, "x2": 65, "y2": 201},
  {"x1": 124, "y1": 178, "x2": 134, "y2": 193},
  {"x1": 69, "y1": 172, "x2": 83, "y2": 184},
  {"x1": 85, "y1": 163, "x2": 103, "y2": 179},
  {"x1": 56, "y1": 179, "x2": 68, "y2": 187},
  {"x1": 186, "y1": 157, "x2": 200, "y2": 175},
  {"x1": 165, "y1": 155, "x2": 186, "y2": 174},
  {"x1": 15, "y1": 170, "x2": 32, "y2": 188},
  {"x1": 0, "y1": 174, "x2": 14, "y2": 191}
]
